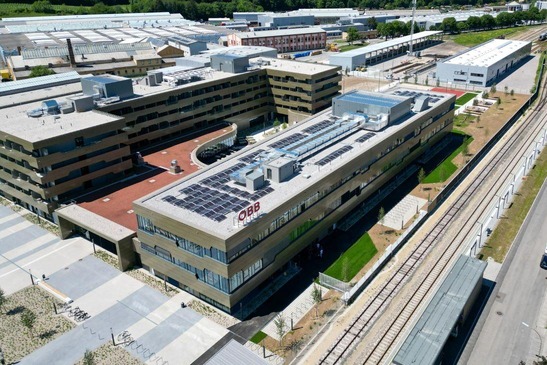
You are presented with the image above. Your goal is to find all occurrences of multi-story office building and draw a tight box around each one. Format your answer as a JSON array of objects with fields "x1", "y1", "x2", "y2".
[
  {"x1": 133, "y1": 88, "x2": 456, "y2": 314},
  {"x1": 436, "y1": 39, "x2": 532, "y2": 87},
  {"x1": 0, "y1": 55, "x2": 341, "y2": 218},
  {"x1": 226, "y1": 28, "x2": 327, "y2": 53}
]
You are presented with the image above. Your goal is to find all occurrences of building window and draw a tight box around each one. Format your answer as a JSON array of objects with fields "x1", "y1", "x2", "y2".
[
  {"x1": 137, "y1": 215, "x2": 154, "y2": 233},
  {"x1": 470, "y1": 73, "x2": 484, "y2": 77}
]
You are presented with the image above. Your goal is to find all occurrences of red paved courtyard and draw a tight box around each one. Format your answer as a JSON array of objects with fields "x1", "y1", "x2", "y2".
[
  {"x1": 430, "y1": 87, "x2": 467, "y2": 98},
  {"x1": 78, "y1": 127, "x2": 233, "y2": 231}
]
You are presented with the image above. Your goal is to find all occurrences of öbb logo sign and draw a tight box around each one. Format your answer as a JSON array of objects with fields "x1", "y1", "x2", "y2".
[{"x1": 238, "y1": 202, "x2": 261, "y2": 221}]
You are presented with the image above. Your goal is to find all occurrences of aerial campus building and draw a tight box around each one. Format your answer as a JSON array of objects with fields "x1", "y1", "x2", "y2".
[
  {"x1": 436, "y1": 39, "x2": 532, "y2": 87},
  {"x1": 226, "y1": 28, "x2": 327, "y2": 53},
  {"x1": 0, "y1": 55, "x2": 341, "y2": 221},
  {"x1": 329, "y1": 31, "x2": 443, "y2": 71},
  {"x1": 132, "y1": 88, "x2": 456, "y2": 314}
]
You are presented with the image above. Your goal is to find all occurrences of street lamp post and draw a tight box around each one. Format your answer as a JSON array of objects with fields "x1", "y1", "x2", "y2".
[{"x1": 522, "y1": 322, "x2": 543, "y2": 356}]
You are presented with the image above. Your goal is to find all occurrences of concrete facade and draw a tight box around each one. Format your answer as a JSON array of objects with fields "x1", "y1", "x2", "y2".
[
  {"x1": 436, "y1": 39, "x2": 532, "y2": 87},
  {"x1": 133, "y1": 88, "x2": 456, "y2": 314}
]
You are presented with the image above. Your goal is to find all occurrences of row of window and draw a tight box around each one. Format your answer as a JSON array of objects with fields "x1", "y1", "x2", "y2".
[
  {"x1": 140, "y1": 242, "x2": 262, "y2": 293},
  {"x1": 137, "y1": 215, "x2": 228, "y2": 263},
  {"x1": 231, "y1": 109, "x2": 452, "y2": 259}
]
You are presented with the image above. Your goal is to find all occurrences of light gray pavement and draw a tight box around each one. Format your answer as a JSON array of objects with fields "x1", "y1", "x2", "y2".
[
  {"x1": 0, "y1": 205, "x2": 93, "y2": 295},
  {"x1": 0, "y1": 206, "x2": 261, "y2": 365},
  {"x1": 463, "y1": 180, "x2": 547, "y2": 365},
  {"x1": 19, "y1": 255, "x2": 231, "y2": 365}
]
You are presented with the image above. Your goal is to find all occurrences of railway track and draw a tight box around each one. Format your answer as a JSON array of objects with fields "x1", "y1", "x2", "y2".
[{"x1": 319, "y1": 65, "x2": 547, "y2": 365}]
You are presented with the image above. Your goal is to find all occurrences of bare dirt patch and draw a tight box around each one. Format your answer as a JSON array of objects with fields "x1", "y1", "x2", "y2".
[{"x1": 342, "y1": 75, "x2": 388, "y2": 92}]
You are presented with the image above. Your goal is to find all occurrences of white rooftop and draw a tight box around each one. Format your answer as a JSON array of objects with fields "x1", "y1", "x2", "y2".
[
  {"x1": 330, "y1": 31, "x2": 442, "y2": 59},
  {"x1": 234, "y1": 27, "x2": 326, "y2": 39},
  {"x1": 136, "y1": 88, "x2": 455, "y2": 239},
  {"x1": 443, "y1": 39, "x2": 531, "y2": 67}
]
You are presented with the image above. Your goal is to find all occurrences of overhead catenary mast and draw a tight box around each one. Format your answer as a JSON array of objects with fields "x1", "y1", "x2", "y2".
[{"x1": 408, "y1": 0, "x2": 417, "y2": 56}]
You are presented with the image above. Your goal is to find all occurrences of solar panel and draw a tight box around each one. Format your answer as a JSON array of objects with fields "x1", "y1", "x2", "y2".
[
  {"x1": 268, "y1": 133, "x2": 307, "y2": 149},
  {"x1": 302, "y1": 120, "x2": 333, "y2": 134},
  {"x1": 356, "y1": 132, "x2": 375, "y2": 143},
  {"x1": 240, "y1": 149, "x2": 265, "y2": 163},
  {"x1": 315, "y1": 146, "x2": 353, "y2": 166}
]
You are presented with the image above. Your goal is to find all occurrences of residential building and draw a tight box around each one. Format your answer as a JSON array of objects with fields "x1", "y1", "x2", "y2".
[
  {"x1": 226, "y1": 28, "x2": 327, "y2": 53},
  {"x1": 436, "y1": 39, "x2": 532, "y2": 87},
  {"x1": 132, "y1": 88, "x2": 456, "y2": 314}
]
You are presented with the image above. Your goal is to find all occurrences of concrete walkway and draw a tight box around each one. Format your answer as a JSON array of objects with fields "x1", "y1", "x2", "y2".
[
  {"x1": 0, "y1": 205, "x2": 92, "y2": 295},
  {"x1": 381, "y1": 194, "x2": 427, "y2": 230},
  {"x1": 262, "y1": 283, "x2": 328, "y2": 341}
]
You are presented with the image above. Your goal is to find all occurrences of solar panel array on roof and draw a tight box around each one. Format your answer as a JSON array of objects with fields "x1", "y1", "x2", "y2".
[
  {"x1": 302, "y1": 120, "x2": 334, "y2": 134},
  {"x1": 268, "y1": 133, "x2": 307, "y2": 149},
  {"x1": 315, "y1": 145, "x2": 353, "y2": 166},
  {"x1": 355, "y1": 132, "x2": 375, "y2": 143},
  {"x1": 21, "y1": 42, "x2": 152, "y2": 59},
  {"x1": 239, "y1": 149, "x2": 265, "y2": 163},
  {"x1": 162, "y1": 162, "x2": 274, "y2": 221}
]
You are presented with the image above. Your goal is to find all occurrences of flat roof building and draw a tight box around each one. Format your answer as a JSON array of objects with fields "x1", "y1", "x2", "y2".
[
  {"x1": 391, "y1": 11, "x2": 496, "y2": 30},
  {"x1": 436, "y1": 39, "x2": 532, "y2": 87},
  {"x1": 329, "y1": 31, "x2": 443, "y2": 70},
  {"x1": 0, "y1": 55, "x2": 341, "y2": 221},
  {"x1": 257, "y1": 14, "x2": 315, "y2": 28},
  {"x1": 133, "y1": 88, "x2": 456, "y2": 314},
  {"x1": 227, "y1": 28, "x2": 327, "y2": 53},
  {"x1": 393, "y1": 255, "x2": 486, "y2": 365},
  {"x1": 6, "y1": 43, "x2": 177, "y2": 80}
]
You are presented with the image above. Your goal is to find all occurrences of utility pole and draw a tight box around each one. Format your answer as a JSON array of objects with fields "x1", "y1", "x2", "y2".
[{"x1": 409, "y1": 0, "x2": 417, "y2": 56}]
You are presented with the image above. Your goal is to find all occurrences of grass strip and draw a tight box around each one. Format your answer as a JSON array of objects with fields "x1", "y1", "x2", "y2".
[
  {"x1": 479, "y1": 152, "x2": 547, "y2": 263},
  {"x1": 324, "y1": 232, "x2": 377, "y2": 282},
  {"x1": 250, "y1": 331, "x2": 267, "y2": 344},
  {"x1": 423, "y1": 132, "x2": 473, "y2": 184}
]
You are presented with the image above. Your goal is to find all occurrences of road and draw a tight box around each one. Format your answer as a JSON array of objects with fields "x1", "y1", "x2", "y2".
[{"x1": 464, "y1": 180, "x2": 547, "y2": 365}]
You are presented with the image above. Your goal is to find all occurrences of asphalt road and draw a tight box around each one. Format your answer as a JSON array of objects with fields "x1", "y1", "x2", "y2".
[{"x1": 464, "y1": 180, "x2": 547, "y2": 365}]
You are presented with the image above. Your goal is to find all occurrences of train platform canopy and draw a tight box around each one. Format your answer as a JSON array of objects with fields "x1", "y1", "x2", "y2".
[
  {"x1": 329, "y1": 30, "x2": 442, "y2": 70},
  {"x1": 393, "y1": 255, "x2": 487, "y2": 365}
]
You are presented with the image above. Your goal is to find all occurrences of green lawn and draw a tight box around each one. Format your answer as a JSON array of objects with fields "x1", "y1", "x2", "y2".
[
  {"x1": 339, "y1": 43, "x2": 368, "y2": 52},
  {"x1": 323, "y1": 232, "x2": 377, "y2": 282},
  {"x1": 452, "y1": 28, "x2": 527, "y2": 47},
  {"x1": 250, "y1": 331, "x2": 267, "y2": 344},
  {"x1": 423, "y1": 132, "x2": 473, "y2": 184},
  {"x1": 453, "y1": 113, "x2": 478, "y2": 128},
  {"x1": 455, "y1": 92, "x2": 479, "y2": 106}
]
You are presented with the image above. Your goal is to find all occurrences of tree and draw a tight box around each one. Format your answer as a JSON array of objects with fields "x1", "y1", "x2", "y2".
[
  {"x1": 0, "y1": 287, "x2": 6, "y2": 314},
  {"x1": 418, "y1": 168, "x2": 426, "y2": 189},
  {"x1": 490, "y1": 82, "x2": 497, "y2": 94},
  {"x1": 83, "y1": 350, "x2": 95, "y2": 365},
  {"x1": 21, "y1": 309, "x2": 37, "y2": 337},
  {"x1": 510, "y1": 89, "x2": 514, "y2": 97},
  {"x1": 456, "y1": 21, "x2": 469, "y2": 33},
  {"x1": 496, "y1": 98, "x2": 501, "y2": 108},
  {"x1": 31, "y1": 0, "x2": 54, "y2": 13},
  {"x1": 346, "y1": 27, "x2": 360, "y2": 45},
  {"x1": 378, "y1": 206, "x2": 385, "y2": 227},
  {"x1": 274, "y1": 313, "x2": 287, "y2": 347},
  {"x1": 368, "y1": 16, "x2": 378, "y2": 30},
  {"x1": 480, "y1": 14, "x2": 496, "y2": 30},
  {"x1": 441, "y1": 17, "x2": 458, "y2": 33},
  {"x1": 311, "y1": 284, "x2": 322, "y2": 318},
  {"x1": 462, "y1": 142, "x2": 469, "y2": 159},
  {"x1": 504, "y1": 85, "x2": 509, "y2": 95},
  {"x1": 466, "y1": 16, "x2": 482, "y2": 30},
  {"x1": 28, "y1": 65, "x2": 55, "y2": 78}
]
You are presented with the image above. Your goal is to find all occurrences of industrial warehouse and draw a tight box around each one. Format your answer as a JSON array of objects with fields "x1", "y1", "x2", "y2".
[
  {"x1": 131, "y1": 88, "x2": 456, "y2": 313},
  {"x1": 329, "y1": 31, "x2": 443, "y2": 71},
  {"x1": 436, "y1": 39, "x2": 532, "y2": 87}
]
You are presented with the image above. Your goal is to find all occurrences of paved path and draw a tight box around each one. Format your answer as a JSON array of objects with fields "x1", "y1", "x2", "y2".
[
  {"x1": 464, "y1": 180, "x2": 547, "y2": 365},
  {"x1": 0, "y1": 206, "x2": 92, "y2": 295}
]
